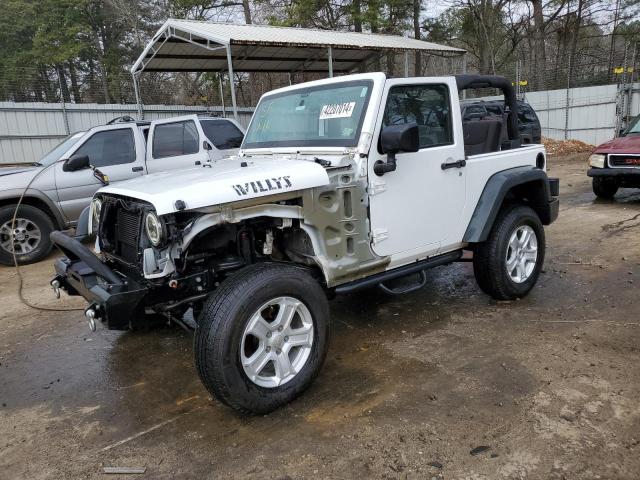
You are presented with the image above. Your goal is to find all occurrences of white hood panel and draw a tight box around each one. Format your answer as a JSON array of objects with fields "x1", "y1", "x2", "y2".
[{"x1": 98, "y1": 157, "x2": 330, "y2": 215}]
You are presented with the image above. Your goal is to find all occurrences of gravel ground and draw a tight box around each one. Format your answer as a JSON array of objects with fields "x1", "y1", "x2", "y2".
[{"x1": 0, "y1": 153, "x2": 639, "y2": 479}]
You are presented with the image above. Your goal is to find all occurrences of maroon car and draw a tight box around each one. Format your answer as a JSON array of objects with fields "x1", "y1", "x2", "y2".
[{"x1": 587, "y1": 115, "x2": 640, "y2": 199}]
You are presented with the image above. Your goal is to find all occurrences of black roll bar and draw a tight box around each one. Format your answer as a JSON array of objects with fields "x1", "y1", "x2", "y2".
[{"x1": 455, "y1": 75, "x2": 520, "y2": 144}]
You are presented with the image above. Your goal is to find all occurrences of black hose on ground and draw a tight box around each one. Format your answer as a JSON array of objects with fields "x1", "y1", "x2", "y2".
[{"x1": 10, "y1": 160, "x2": 83, "y2": 312}]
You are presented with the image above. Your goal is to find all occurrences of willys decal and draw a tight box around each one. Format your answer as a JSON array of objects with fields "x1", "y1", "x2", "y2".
[{"x1": 232, "y1": 176, "x2": 293, "y2": 196}]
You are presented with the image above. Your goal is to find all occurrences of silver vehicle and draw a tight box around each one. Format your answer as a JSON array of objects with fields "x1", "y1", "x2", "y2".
[
  {"x1": 0, "y1": 115, "x2": 244, "y2": 265},
  {"x1": 52, "y1": 74, "x2": 559, "y2": 414}
]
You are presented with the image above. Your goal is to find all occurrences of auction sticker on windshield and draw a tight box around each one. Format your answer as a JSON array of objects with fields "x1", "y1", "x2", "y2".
[{"x1": 320, "y1": 102, "x2": 356, "y2": 119}]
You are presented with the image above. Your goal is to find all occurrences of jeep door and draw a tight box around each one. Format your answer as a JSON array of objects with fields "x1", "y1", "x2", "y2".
[
  {"x1": 368, "y1": 78, "x2": 466, "y2": 263},
  {"x1": 146, "y1": 115, "x2": 209, "y2": 173},
  {"x1": 54, "y1": 125, "x2": 146, "y2": 223}
]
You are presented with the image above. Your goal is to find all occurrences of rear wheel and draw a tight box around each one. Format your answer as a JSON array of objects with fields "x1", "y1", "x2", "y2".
[
  {"x1": 592, "y1": 177, "x2": 618, "y2": 199},
  {"x1": 473, "y1": 205, "x2": 545, "y2": 300},
  {"x1": 194, "y1": 263, "x2": 330, "y2": 414},
  {"x1": 0, "y1": 205, "x2": 54, "y2": 266}
]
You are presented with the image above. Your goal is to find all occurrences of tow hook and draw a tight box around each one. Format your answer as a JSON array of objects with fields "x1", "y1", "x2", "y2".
[
  {"x1": 50, "y1": 279, "x2": 61, "y2": 299},
  {"x1": 85, "y1": 306, "x2": 98, "y2": 332}
]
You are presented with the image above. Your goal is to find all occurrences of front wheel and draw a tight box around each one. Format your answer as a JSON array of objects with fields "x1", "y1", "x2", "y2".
[
  {"x1": 473, "y1": 205, "x2": 546, "y2": 300},
  {"x1": 0, "y1": 204, "x2": 54, "y2": 266},
  {"x1": 592, "y1": 177, "x2": 618, "y2": 199},
  {"x1": 194, "y1": 263, "x2": 330, "y2": 414}
]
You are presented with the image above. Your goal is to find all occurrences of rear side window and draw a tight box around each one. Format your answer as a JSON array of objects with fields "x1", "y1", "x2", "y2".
[
  {"x1": 383, "y1": 84, "x2": 453, "y2": 149},
  {"x1": 73, "y1": 128, "x2": 135, "y2": 167},
  {"x1": 200, "y1": 119, "x2": 244, "y2": 150},
  {"x1": 152, "y1": 120, "x2": 199, "y2": 158}
]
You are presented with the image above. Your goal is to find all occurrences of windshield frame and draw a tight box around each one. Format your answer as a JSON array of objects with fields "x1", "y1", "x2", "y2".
[
  {"x1": 242, "y1": 79, "x2": 374, "y2": 150},
  {"x1": 622, "y1": 115, "x2": 640, "y2": 136}
]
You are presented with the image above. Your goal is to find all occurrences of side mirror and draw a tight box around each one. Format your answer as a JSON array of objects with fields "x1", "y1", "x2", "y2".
[
  {"x1": 375, "y1": 123, "x2": 419, "y2": 176},
  {"x1": 63, "y1": 154, "x2": 90, "y2": 172},
  {"x1": 203, "y1": 140, "x2": 213, "y2": 151}
]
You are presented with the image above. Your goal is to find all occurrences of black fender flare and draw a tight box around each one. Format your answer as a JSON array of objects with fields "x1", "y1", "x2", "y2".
[
  {"x1": 463, "y1": 166, "x2": 557, "y2": 243},
  {"x1": 74, "y1": 206, "x2": 91, "y2": 241}
]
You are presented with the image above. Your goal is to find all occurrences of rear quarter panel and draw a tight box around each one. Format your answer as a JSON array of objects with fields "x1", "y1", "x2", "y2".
[{"x1": 456, "y1": 144, "x2": 544, "y2": 242}]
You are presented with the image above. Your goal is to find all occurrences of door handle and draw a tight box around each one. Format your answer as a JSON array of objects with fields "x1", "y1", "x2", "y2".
[
  {"x1": 132, "y1": 166, "x2": 143, "y2": 172},
  {"x1": 441, "y1": 159, "x2": 466, "y2": 170}
]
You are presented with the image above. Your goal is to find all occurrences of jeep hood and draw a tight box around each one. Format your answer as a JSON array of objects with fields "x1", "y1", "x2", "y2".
[{"x1": 98, "y1": 157, "x2": 330, "y2": 215}]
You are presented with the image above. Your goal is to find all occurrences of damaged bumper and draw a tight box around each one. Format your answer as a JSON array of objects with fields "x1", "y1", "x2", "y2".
[{"x1": 50, "y1": 231, "x2": 148, "y2": 330}]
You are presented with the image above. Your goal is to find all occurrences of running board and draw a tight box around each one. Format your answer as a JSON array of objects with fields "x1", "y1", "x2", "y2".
[{"x1": 334, "y1": 250, "x2": 463, "y2": 295}]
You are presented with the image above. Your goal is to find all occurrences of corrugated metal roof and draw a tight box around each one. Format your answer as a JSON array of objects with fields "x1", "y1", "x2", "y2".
[
  {"x1": 167, "y1": 19, "x2": 464, "y2": 51},
  {"x1": 132, "y1": 19, "x2": 465, "y2": 74}
]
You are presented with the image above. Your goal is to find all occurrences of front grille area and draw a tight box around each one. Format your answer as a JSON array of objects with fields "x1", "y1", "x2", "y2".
[
  {"x1": 116, "y1": 209, "x2": 142, "y2": 263},
  {"x1": 99, "y1": 197, "x2": 144, "y2": 265},
  {"x1": 609, "y1": 154, "x2": 640, "y2": 168}
]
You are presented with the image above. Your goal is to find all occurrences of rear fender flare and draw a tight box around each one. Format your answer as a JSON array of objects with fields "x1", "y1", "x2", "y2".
[{"x1": 463, "y1": 166, "x2": 552, "y2": 243}]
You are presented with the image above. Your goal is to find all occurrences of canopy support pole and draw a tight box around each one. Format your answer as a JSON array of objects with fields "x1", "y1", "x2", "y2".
[
  {"x1": 328, "y1": 46, "x2": 333, "y2": 77},
  {"x1": 226, "y1": 44, "x2": 238, "y2": 120},
  {"x1": 132, "y1": 72, "x2": 143, "y2": 120},
  {"x1": 218, "y1": 72, "x2": 226, "y2": 117},
  {"x1": 461, "y1": 53, "x2": 468, "y2": 100},
  {"x1": 404, "y1": 51, "x2": 409, "y2": 77}
]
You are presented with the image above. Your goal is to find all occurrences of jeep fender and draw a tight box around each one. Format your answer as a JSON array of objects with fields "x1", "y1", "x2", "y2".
[
  {"x1": 75, "y1": 206, "x2": 91, "y2": 240},
  {"x1": 463, "y1": 166, "x2": 557, "y2": 243}
]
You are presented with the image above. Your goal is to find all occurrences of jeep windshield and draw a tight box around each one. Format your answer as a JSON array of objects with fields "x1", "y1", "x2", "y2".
[{"x1": 242, "y1": 80, "x2": 373, "y2": 149}]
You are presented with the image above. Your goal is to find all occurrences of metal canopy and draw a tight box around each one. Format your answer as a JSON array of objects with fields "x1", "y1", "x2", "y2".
[{"x1": 131, "y1": 19, "x2": 466, "y2": 119}]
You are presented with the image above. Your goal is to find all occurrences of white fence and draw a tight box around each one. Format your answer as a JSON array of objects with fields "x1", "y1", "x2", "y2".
[
  {"x1": 1, "y1": 82, "x2": 639, "y2": 164},
  {"x1": 0, "y1": 102, "x2": 254, "y2": 164},
  {"x1": 523, "y1": 83, "x2": 639, "y2": 146}
]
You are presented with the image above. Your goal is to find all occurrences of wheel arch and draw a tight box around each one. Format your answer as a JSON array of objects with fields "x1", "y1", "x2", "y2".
[
  {"x1": 0, "y1": 194, "x2": 64, "y2": 229},
  {"x1": 463, "y1": 166, "x2": 554, "y2": 243},
  {"x1": 178, "y1": 204, "x2": 330, "y2": 283}
]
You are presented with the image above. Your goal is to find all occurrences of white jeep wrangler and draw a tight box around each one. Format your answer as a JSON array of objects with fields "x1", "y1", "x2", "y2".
[{"x1": 51, "y1": 73, "x2": 559, "y2": 414}]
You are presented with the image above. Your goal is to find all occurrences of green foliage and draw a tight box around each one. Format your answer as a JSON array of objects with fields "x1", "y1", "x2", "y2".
[{"x1": 0, "y1": 0, "x2": 636, "y2": 103}]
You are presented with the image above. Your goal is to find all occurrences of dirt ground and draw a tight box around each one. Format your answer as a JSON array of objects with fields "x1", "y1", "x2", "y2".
[{"x1": 1, "y1": 153, "x2": 639, "y2": 480}]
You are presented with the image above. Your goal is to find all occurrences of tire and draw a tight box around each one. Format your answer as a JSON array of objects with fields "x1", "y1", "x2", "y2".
[
  {"x1": 0, "y1": 204, "x2": 54, "y2": 266},
  {"x1": 592, "y1": 177, "x2": 618, "y2": 199},
  {"x1": 473, "y1": 205, "x2": 546, "y2": 300},
  {"x1": 194, "y1": 263, "x2": 330, "y2": 414}
]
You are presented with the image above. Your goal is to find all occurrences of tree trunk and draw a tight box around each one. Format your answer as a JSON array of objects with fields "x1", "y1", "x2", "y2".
[
  {"x1": 353, "y1": 0, "x2": 362, "y2": 32},
  {"x1": 68, "y1": 62, "x2": 82, "y2": 103},
  {"x1": 413, "y1": 0, "x2": 422, "y2": 75},
  {"x1": 567, "y1": 0, "x2": 584, "y2": 89},
  {"x1": 529, "y1": 0, "x2": 546, "y2": 90},
  {"x1": 242, "y1": 0, "x2": 252, "y2": 24},
  {"x1": 100, "y1": 61, "x2": 111, "y2": 104},
  {"x1": 608, "y1": 0, "x2": 621, "y2": 83},
  {"x1": 56, "y1": 65, "x2": 72, "y2": 103},
  {"x1": 40, "y1": 67, "x2": 56, "y2": 103}
]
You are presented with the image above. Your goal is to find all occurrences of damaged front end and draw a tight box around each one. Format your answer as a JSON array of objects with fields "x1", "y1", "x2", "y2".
[{"x1": 50, "y1": 194, "x2": 308, "y2": 331}]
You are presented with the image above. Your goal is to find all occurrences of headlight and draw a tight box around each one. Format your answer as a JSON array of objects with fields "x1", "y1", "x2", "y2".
[
  {"x1": 145, "y1": 212, "x2": 164, "y2": 246},
  {"x1": 90, "y1": 198, "x2": 102, "y2": 232},
  {"x1": 589, "y1": 154, "x2": 605, "y2": 168}
]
